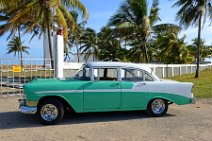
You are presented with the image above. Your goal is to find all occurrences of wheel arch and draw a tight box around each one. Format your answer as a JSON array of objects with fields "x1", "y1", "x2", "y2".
[
  {"x1": 147, "y1": 96, "x2": 175, "y2": 106},
  {"x1": 37, "y1": 96, "x2": 76, "y2": 113}
]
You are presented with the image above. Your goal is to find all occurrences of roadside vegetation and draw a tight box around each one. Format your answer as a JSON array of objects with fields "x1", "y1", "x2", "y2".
[{"x1": 170, "y1": 69, "x2": 212, "y2": 98}]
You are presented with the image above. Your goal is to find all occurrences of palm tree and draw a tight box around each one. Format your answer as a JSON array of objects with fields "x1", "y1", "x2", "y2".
[
  {"x1": 108, "y1": 0, "x2": 160, "y2": 63},
  {"x1": 6, "y1": 36, "x2": 29, "y2": 65},
  {"x1": 0, "y1": 0, "x2": 21, "y2": 38},
  {"x1": 80, "y1": 28, "x2": 100, "y2": 61},
  {"x1": 127, "y1": 43, "x2": 144, "y2": 63},
  {"x1": 98, "y1": 27, "x2": 126, "y2": 61},
  {"x1": 0, "y1": 0, "x2": 28, "y2": 67},
  {"x1": 173, "y1": 0, "x2": 212, "y2": 78},
  {"x1": 187, "y1": 38, "x2": 211, "y2": 63},
  {"x1": 154, "y1": 33, "x2": 188, "y2": 64},
  {"x1": 64, "y1": 46, "x2": 72, "y2": 61},
  {"x1": 152, "y1": 23, "x2": 181, "y2": 37},
  {"x1": 1, "y1": 0, "x2": 88, "y2": 68},
  {"x1": 68, "y1": 11, "x2": 86, "y2": 62}
]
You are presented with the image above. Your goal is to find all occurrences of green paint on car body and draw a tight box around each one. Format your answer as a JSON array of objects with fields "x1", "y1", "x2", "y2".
[{"x1": 23, "y1": 79, "x2": 192, "y2": 113}]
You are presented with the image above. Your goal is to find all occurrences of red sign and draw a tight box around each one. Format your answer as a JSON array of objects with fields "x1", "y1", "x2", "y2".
[{"x1": 57, "y1": 29, "x2": 63, "y2": 35}]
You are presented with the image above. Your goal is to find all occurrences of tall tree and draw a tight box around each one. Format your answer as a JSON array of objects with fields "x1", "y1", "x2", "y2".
[
  {"x1": 152, "y1": 23, "x2": 181, "y2": 37},
  {"x1": 173, "y1": 0, "x2": 212, "y2": 78},
  {"x1": 0, "y1": 0, "x2": 23, "y2": 38},
  {"x1": 0, "y1": 0, "x2": 27, "y2": 67},
  {"x1": 68, "y1": 11, "x2": 86, "y2": 62},
  {"x1": 1, "y1": 0, "x2": 88, "y2": 68},
  {"x1": 108, "y1": 0, "x2": 160, "y2": 63},
  {"x1": 187, "y1": 38, "x2": 211, "y2": 63},
  {"x1": 64, "y1": 46, "x2": 72, "y2": 61},
  {"x1": 98, "y1": 27, "x2": 126, "y2": 61},
  {"x1": 154, "y1": 33, "x2": 188, "y2": 64},
  {"x1": 80, "y1": 28, "x2": 99, "y2": 61},
  {"x1": 6, "y1": 36, "x2": 29, "y2": 63}
]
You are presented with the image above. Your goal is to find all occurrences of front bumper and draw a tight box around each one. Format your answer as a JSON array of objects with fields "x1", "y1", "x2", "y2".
[{"x1": 19, "y1": 99, "x2": 37, "y2": 114}]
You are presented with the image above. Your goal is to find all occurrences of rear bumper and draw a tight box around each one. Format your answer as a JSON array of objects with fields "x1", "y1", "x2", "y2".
[{"x1": 19, "y1": 99, "x2": 37, "y2": 114}]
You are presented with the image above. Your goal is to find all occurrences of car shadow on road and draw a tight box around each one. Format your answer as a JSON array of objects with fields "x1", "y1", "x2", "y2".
[{"x1": 0, "y1": 111, "x2": 175, "y2": 130}]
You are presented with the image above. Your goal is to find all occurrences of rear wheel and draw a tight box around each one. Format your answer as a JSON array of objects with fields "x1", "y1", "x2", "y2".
[
  {"x1": 37, "y1": 98, "x2": 64, "y2": 125},
  {"x1": 147, "y1": 99, "x2": 168, "y2": 117}
]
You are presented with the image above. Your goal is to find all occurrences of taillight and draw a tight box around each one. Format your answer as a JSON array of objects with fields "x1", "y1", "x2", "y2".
[{"x1": 191, "y1": 85, "x2": 194, "y2": 93}]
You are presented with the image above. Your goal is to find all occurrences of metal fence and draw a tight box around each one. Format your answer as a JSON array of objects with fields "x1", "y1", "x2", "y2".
[
  {"x1": 146, "y1": 64, "x2": 212, "y2": 78},
  {"x1": 0, "y1": 59, "x2": 54, "y2": 97}
]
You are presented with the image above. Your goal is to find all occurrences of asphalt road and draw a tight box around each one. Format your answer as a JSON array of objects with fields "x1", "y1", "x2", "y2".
[{"x1": 0, "y1": 96, "x2": 212, "y2": 141}]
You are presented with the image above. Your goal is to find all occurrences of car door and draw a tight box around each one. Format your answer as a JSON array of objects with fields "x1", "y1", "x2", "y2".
[
  {"x1": 120, "y1": 68, "x2": 150, "y2": 109},
  {"x1": 84, "y1": 67, "x2": 121, "y2": 111}
]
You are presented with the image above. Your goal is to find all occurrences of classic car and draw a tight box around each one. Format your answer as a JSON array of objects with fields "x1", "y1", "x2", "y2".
[{"x1": 19, "y1": 62, "x2": 196, "y2": 125}]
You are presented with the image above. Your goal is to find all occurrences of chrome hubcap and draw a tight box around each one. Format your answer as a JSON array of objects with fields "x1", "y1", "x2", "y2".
[
  {"x1": 151, "y1": 99, "x2": 165, "y2": 114},
  {"x1": 40, "y1": 104, "x2": 58, "y2": 121}
]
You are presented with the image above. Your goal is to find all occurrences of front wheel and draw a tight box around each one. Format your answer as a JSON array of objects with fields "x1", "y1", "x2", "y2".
[
  {"x1": 147, "y1": 99, "x2": 168, "y2": 117},
  {"x1": 37, "y1": 98, "x2": 64, "y2": 125}
]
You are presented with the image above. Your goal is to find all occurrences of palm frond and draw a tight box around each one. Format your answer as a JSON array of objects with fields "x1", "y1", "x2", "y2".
[
  {"x1": 149, "y1": 0, "x2": 160, "y2": 26},
  {"x1": 56, "y1": 7, "x2": 68, "y2": 41},
  {"x1": 65, "y1": 0, "x2": 88, "y2": 20}
]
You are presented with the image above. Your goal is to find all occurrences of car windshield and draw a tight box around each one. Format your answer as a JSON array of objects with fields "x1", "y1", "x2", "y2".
[{"x1": 74, "y1": 65, "x2": 90, "y2": 80}]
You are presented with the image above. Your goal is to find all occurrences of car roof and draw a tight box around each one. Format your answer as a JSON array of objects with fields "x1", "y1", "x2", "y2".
[{"x1": 86, "y1": 62, "x2": 152, "y2": 73}]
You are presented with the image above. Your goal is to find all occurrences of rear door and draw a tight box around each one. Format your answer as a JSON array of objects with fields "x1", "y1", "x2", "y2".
[{"x1": 120, "y1": 68, "x2": 150, "y2": 108}]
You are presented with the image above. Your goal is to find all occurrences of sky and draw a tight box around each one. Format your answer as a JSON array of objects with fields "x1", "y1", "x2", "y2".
[{"x1": 0, "y1": 0, "x2": 212, "y2": 59}]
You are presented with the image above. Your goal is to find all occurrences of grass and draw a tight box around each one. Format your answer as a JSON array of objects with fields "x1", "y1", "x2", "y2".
[{"x1": 170, "y1": 69, "x2": 212, "y2": 98}]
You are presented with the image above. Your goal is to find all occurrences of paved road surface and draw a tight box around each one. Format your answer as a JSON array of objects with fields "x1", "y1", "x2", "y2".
[{"x1": 0, "y1": 96, "x2": 212, "y2": 141}]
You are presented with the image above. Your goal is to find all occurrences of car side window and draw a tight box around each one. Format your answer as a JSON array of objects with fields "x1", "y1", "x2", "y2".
[
  {"x1": 94, "y1": 68, "x2": 118, "y2": 81},
  {"x1": 144, "y1": 72, "x2": 154, "y2": 81},
  {"x1": 121, "y1": 68, "x2": 144, "y2": 82},
  {"x1": 75, "y1": 66, "x2": 90, "y2": 80}
]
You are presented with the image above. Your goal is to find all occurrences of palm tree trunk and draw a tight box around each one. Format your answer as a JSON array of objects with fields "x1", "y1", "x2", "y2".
[
  {"x1": 141, "y1": 38, "x2": 149, "y2": 63},
  {"x1": 17, "y1": 26, "x2": 23, "y2": 68},
  {"x1": 76, "y1": 38, "x2": 80, "y2": 62},
  {"x1": 195, "y1": 14, "x2": 202, "y2": 78},
  {"x1": 46, "y1": 11, "x2": 54, "y2": 69},
  {"x1": 144, "y1": 43, "x2": 149, "y2": 63},
  {"x1": 93, "y1": 52, "x2": 95, "y2": 61},
  {"x1": 18, "y1": 52, "x2": 20, "y2": 59}
]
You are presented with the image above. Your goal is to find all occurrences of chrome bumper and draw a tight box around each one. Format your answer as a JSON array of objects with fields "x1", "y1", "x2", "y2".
[
  {"x1": 191, "y1": 97, "x2": 197, "y2": 104},
  {"x1": 19, "y1": 99, "x2": 37, "y2": 114}
]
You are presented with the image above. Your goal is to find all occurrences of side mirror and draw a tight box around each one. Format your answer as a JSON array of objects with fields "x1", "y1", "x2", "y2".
[{"x1": 75, "y1": 74, "x2": 79, "y2": 79}]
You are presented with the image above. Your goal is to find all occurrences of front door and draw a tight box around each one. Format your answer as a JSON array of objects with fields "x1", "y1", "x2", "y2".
[{"x1": 84, "y1": 68, "x2": 121, "y2": 111}]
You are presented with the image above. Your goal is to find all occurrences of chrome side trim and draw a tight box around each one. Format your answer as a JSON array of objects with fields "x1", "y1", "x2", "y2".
[
  {"x1": 19, "y1": 106, "x2": 37, "y2": 114},
  {"x1": 35, "y1": 90, "x2": 83, "y2": 94}
]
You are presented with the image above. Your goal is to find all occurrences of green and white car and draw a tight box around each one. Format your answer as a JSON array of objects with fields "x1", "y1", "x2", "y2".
[{"x1": 19, "y1": 62, "x2": 196, "y2": 125}]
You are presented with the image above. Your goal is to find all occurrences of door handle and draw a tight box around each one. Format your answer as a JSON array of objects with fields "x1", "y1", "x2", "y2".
[
  {"x1": 135, "y1": 83, "x2": 146, "y2": 87},
  {"x1": 111, "y1": 83, "x2": 120, "y2": 87}
]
